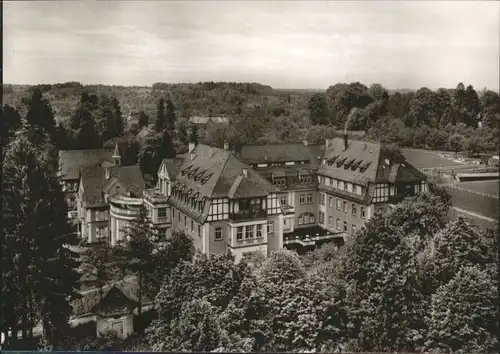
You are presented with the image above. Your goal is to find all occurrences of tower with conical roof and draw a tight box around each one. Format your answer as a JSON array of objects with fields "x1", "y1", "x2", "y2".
[{"x1": 113, "y1": 142, "x2": 122, "y2": 166}]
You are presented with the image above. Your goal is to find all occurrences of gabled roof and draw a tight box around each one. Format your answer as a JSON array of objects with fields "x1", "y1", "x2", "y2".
[
  {"x1": 239, "y1": 143, "x2": 324, "y2": 165},
  {"x1": 189, "y1": 116, "x2": 230, "y2": 125},
  {"x1": 90, "y1": 284, "x2": 138, "y2": 317},
  {"x1": 58, "y1": 149, "x2": 114, "y2": 180},
  {"x1": 318, "y1": 138, "x2": 381, "y2": 185},
  {"x1": 319, "y1": 138, "x2": 426, "y2": 185},
  {"x1": 81, "y1": 165, "x2": 145, "y2": 206},
  {"x1": 160, "y1": 157, "x2": 184, "y2": 180},
  {"x1": 170, "y1": 144, "x2": 278, "y2": 222}
]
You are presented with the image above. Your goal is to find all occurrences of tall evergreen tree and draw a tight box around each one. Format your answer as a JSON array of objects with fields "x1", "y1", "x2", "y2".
[
  {"x1": 115, "y1": 206, "x2": 156, "y2": 318},
  {"x1": 22, "y1": 88, "x2": 57, "y2": 139},
  {"x1": 1, "y1": 104, "x2": 22, "y2": 147},
  {"x1": 112, "y1": 97, "x2": 124, "y2": 137},
  {"x1": 158, "y1": 130, "x2": 176, "y2": 159},
  {"x1": 165, "y1": 97, "x2": 177, "y2": 131},
  {"x1": 2, "y1": 129, "x2": 80, "y2": 346},
  {"x1": 96, "y1": 94, "x2": 118, "y2": 142},
  {"x1": 138, "y1": 110, "x2": 149, "y2": 129},
  {"x1": 188, "y1": 125, "x2": 200, "y2": 145},
  {"x1": 155, "y1": 98, "x2": 166, "y2": 132}
]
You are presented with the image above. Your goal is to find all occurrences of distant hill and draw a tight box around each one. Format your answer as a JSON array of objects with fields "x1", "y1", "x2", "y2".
[{"x1": 2, "y1": 82, "x2": 313, "y2": 126}]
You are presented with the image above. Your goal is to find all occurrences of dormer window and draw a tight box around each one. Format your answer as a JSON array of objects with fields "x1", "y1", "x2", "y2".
[
  {"x1": 351, "y1": 160, "x2": 362, "y2": 170},
  {"x1": 359, "y1": 161, "x2": 371, "y2": 173},
  {"x1": 181, "y1": 165, "x2": 192, "y2": 176},
  {"x1": 336, "y1": 157, "x2": 347, "y2": 167},
  {"x1": 187, "y1": 167, "x2": 199, "y2": 178},
  {"x1": 194, "y1": 170, "x2": 206, "y2": 181},
  {"x1": 344, "y1": 158, "x2": 355, "y2": 169},
  {"x1": 201, "y1": 173, "x2": 213, "y2": 184}
]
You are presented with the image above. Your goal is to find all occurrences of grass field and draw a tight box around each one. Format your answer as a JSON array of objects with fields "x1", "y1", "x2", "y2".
[
  {"x1": 457, "y1": 180, "x2": 499, "y2": 197},
  {"x1": 402, "y1": 148, "x2": 465, "y2": 169}
]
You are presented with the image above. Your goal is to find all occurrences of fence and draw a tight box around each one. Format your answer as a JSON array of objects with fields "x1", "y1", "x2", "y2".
[{"x1": 424, "y1": 173, "x2": 499, "y2": 220}]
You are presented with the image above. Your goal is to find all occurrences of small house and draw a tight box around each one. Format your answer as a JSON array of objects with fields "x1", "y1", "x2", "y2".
[{"x1": 89, "y1": 284, "x2": 138, "y2": 339}]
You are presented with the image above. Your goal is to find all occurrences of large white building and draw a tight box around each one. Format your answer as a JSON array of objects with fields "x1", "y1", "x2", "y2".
[{"x1": 63, "y1": 135, "x2": 427, "y2": 260}]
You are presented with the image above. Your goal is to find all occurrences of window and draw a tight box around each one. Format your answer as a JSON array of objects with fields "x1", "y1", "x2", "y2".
[
  {"x1": 159, "y1": 228, "x2": 168, "y2": 241},
  {"x1": 336, "y1": 218, "x2": 341, "y2": 231},
  {"x1": 283, "y1": 218, "x2": 290, "y2": 230},
  {"x1": 352, "y1": 204, "x2": 357, "y2": 216},
  {"x1": 332, "y1": 179, "x2": 338, "y2": 188},
  {"x1": 191, "y1": 220, "x2": 194, "y2": 233},
  {"x1": 343, "y1": 221, "x2": 348, "y2": 232},
  {"x1": 343, "y1": 201, "x2": 347, "y2": 213},
  {"x1": 328, "y1": 216, "x2": 333, "y2": 227},
  {"x1": 267, "y1": 221, "x2": 274, "y2": 234},
  {"x1": 344, "y1": 182, "x2": 349, "y2": 191},
  {"x1": 361, "y1": 207, "x2": 366, "y2": 219},
  {"x1": 245, "y1": 226, "x2": 254, "y2": 239},
  {"x1": 299, "y1": 194, "x2": 305, "y2": 204},
  {"x1": 338, "y1": 180, "x2": 344, "y2": 190},
  {"x1": 198, "y1": 225, "x2": 202, "y2": 237},
  {"x1": 184, "y1": 215, "x2": 187, "y2": 229},
  {"x1": 351, "y1": 224, "x2": 356, "y2": 235},
  {"x1": 96, "y1": 227, "x2": 107, "y2": 239},
  {"x1": 306, "y1": 193, "x2": 313, "y2": 204},
  {"x1": 273, "y1": 178, "x2": 285, "y2": 187},
  {"x1": 158, "y1": 207, "x2": 167, "y2": 218},
  {"x1": 319, "y1": 211, "x2": 325, "y2": 225},
  {"x1": 336, "y1": 199, "x2": 341, "y2": 210},
  {"x1": 326, "y1": 178, "x2": 330, "y2": 186},
  {"x1": 319, "y1": 193, "x2": 325, "y2": 205},
  {"x1": 328, "y1": 196, "x2": 333, "y2": 208},
  {"x1": 298, "y1": 212, "x2": 315, "y2": 225},
  {"x1": 280, "y1": 195, "x2": 288, "y2": 207},
  {"x1": 178, "y1": 210, "x2": 180, "y2": 222},
  {"x1": 256, "y1": 224, "x2": 263, "y2": 238},
  {"x1": 236, "y1": 226, "x2": 243, "y2": 240},
  {"x1": 215, "y1": 227, "x2": 222, "y2": 240}
]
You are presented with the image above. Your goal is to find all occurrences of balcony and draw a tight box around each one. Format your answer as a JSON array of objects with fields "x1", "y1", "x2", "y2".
[
  {"x1": 283, "y1": 226, "x2": 346, "y2": 247},
  {"x1": 229, "y1": 209, "x2": 267, "y2": 222},
  {"x1": 143, "y1": 189, "x2": 169, "y2": 204},
  {"x1": 388, "y1": 194, "x2": 406, "y2": 204}
]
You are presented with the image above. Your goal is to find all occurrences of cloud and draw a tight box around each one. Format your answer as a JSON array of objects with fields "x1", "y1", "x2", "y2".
[{"x1": 3, "y1": 1, "x2": 499, "y2": 90}]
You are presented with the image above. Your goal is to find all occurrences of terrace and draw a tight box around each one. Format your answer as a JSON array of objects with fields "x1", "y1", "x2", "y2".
[{"x1": 283, "y1": 226, "x2": 346, "y2": 247}]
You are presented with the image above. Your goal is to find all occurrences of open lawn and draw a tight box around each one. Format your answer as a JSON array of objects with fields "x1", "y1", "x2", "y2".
[
  {"x1": 457, "y1": 180, "x2": 499, "y2": 197},
  {"x1": 402, "y1": 148, "x2": 466, "y2": 169}
]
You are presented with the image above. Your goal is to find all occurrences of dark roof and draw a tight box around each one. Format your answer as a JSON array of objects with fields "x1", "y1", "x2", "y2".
[
  {"x1": 72, "y1": 276, "x2": 153, "y2": 317},
  {"x1": 90, "y1": 285, "x2": 138, "y2": 317},
  {"x1": 170, "y1": 144, "x2": 278, "y2": 222},
  {"x1": 318, "y1": 138, "x2": 381, "y2": 184},
  {"x1": 81, "y1": 165, "x2": 145, "y2": 206},
  {"x1": 319, "y1": 138, "x2": 426, "y2": 186},
  {"x1": 239, "y1": 143, "x2": 325, "y2": 165},
  {"x1": 58, "y1": 149, "x2": 114, "y2": 180}
]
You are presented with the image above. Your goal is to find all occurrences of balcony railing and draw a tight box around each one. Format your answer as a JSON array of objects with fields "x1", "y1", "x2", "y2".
[
  {"x1": 229, "y1": 209, "x2": 267, "y2": 221},
  {"x1": 388, "y1": 194, "x2": 409, "y2": 204}
]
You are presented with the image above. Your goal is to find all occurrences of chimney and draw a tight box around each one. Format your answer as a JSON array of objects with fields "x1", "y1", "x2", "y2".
[
  {"x1": 302, "y1": 139, "x2": 308, "y2": 146},
  {"x1": 188, "y1": 142, "x2": 196, "y2": 154},
  {"x1": 242, "y1": 168, "x2": 248, "y2": 178},
  {"x1": 105, "y1": 167, "x2": 110, "y2": 180},
  {"x1": 224, "y1": 141, "x2": 229, "y2": 150},
  {"x1": 343, "y1": 134, "x2": 348, "y2": 151}
]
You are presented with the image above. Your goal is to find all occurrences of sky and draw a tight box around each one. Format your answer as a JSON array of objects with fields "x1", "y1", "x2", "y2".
[{"x1": 4, "y1": 1, "x2": 499, "y2": 90}]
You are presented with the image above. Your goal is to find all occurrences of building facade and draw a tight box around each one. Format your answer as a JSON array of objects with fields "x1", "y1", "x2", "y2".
[{"x1": 66, "y1": 136, "x2": 427, "y2": 260}]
